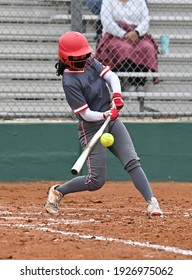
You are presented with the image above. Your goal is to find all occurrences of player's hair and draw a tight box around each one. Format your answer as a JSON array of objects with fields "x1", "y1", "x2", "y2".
[{"x1": 55, "y1": 60, "x2": 67, "y2": 76}]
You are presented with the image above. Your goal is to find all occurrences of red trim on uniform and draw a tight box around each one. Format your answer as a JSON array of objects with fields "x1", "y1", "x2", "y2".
[
  {"x1": 74, "y1": 104, "x2": 88, "y2": 114},
  {"x1": 80, "y1": 121, "x2": 93, "y2": 184},
  {"x1": 100, "y1": 66, "x2": 111, "y2": 78},
  {"x1": 64, "y1": 69, "x2": 85, "y2": 74}
]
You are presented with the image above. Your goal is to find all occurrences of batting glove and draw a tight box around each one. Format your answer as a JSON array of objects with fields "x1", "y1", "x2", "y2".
[
  {"x1": 112, "y1": 92, "x2": 124, "y2": 111},
  {"x1": 103, "y1": 108, "x2": 119, "y2": 121}
]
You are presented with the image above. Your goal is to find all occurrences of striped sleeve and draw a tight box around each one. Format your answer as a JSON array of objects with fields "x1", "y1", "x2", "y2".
[
  {"x1": 100, "y1": 66, "x2": 111, "y2": 78},
  {"x1": 74, "y1": 103, "x2": 89, "y2": 114}
]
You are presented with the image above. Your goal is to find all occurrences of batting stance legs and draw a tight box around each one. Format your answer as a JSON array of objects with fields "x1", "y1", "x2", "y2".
[{"x1": 45, "y1": 119, "x2": 163, "y2": 217}]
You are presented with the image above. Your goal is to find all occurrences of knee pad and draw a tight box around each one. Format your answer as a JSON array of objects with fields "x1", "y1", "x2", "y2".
[{"x1": 124, "y1": 159, "x2": 141, "y2": 173}]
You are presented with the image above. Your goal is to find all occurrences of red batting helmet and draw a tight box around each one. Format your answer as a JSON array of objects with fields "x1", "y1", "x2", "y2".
[{"x1": 58, "y1": 31, "x2": 94, "y2": 69}]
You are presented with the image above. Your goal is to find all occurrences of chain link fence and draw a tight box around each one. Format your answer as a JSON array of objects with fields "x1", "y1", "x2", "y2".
[{"x1": 0, "y1": 0, "x2": 192, "y2": 120}]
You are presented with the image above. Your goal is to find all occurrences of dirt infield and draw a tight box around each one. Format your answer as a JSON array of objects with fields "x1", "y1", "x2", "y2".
[{"x1": 0, "y1": 181, "x2": 192, "y2": 260}]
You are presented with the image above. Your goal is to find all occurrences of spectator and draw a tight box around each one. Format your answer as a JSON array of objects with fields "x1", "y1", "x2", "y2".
[
  {"x1": 84, "y1": 0, "x2": 102, "y2": 15},
  {"x1": 83, "y1": 0, "x2": 103, "y2": 45},
  {"x1": 84, "y1": 0, "x2": 148, "y2": 48},
  {"x1": 95, "y1": 0, "x2": 158, "y2": 92},
  {"x1": 84, "y1": 0, "x2": 147, "y2": 14}
]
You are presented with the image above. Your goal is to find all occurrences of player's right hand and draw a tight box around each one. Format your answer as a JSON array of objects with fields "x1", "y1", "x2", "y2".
[
  {"x1": 103, "y1": 108, "x2": 119, "y2": 121},
  {"x1": 112, "y1": 92, "x2": 124, "y2": 111}
]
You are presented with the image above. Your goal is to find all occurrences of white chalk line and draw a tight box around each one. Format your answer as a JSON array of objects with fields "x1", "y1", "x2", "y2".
[
  {"x1": 0, "y1": 205, "x2": 192, "y2": 257},
  {"x1": 0, "y1": 216, "x2": 97, "y2": 225},
  {"x1": 0, "y1": 222, "x2": 192, "y2": 257}
]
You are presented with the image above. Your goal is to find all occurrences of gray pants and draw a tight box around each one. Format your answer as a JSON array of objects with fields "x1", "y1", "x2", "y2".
[
  {"x1": 57, "y1": 118, "x2": 153, "y2": 202},
  {"x1": 78, "y1": 118, "x2": 140, "y2": 188}
]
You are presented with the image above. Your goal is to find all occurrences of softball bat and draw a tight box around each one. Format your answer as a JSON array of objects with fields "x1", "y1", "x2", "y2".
[{"x1": 71, "y1": 115, "x2": 110, "y2": 175}]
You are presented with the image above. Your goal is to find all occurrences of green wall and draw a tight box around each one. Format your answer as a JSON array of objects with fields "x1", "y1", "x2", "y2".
[{"x1": 1, "y1": 121, "x2": 192, "y2": 182}]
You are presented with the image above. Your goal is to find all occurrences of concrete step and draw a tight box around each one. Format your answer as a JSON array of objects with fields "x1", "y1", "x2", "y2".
[
  {"x1": 0, "y1": 6, "x2": 62, "y2": 22},
  {"x1": 0, "y1": 101, "x2": 73, "y2": 120},
  {"x1": 1, "y1": 19, "x2": 192, "y2": 43},
  {"x1": 1, "y1": 58, "x2": 192, "y2": 74},
  {"x1": 1, "y1": 3, "x2": 192, "y2": 23},
  {"x1": 0, "y1": 0, "x2": 39, "y2": 5},
  {"x1": 120, "y1": 79, "x2": 192, "y2": 94},
  {"x1": 50, "y1": 14, "x2": 192, "y2": 27},
  {"x1": 1, "y1": 39, "x2": 192, "y2": 59},
  {"x1": 149, "y1": 26, "x2": 192, "y2": 37},
  {"x1": 149, "y1": 9, "x2": 192, "y2": 17},
  {"x1": 146, "y1": 81, "x2": 192, "y2": 93},
  {"x1": 0, "y1": 79, "x2": 191, "y2": 97},
  {"x1": 0, "y1": 23, "x2": 69, "y2": 41},
  {"x1": 0, "y1": 98, "x2": 191, "y2": 119},
  {"x1": 1, "y1": 66, "x2": 192, "y2": 82},
  {"x1": 2, "y1": 5, "x2": 192, "y2": 25},
  {"x1": 0, "y1": 0, "x2": 69, "y2": 7}
]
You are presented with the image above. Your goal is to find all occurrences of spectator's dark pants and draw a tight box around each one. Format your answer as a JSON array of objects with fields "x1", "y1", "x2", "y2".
[{"x1": 95, "y1": 19, "x2": 103, "y2": 46}]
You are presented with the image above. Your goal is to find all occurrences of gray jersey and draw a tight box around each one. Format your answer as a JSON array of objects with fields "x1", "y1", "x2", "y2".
[{"x1": 62, "y1": 58, "x2": 111, "y2": 120}]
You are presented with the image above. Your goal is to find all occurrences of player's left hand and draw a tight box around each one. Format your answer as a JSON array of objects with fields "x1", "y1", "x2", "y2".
[
  {"x1": 112, "y1": 92, "x2": 124, "y2": 111},
  {"x1": 103, "y1": 108, "x2": 119, "y2": 121}
]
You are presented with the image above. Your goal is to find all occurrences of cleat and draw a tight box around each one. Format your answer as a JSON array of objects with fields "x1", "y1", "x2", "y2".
[
  {"x1": 147, "y1": 197, "x2": 163, "y2": 217},
  {"x1": 45, "y1": 185, "x2": 63, "y2": 215}
]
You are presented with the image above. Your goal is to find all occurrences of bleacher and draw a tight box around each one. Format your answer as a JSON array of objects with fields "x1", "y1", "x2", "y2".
[{"x1": 0, "y1": 0, "x2": 192, "y2": 119}]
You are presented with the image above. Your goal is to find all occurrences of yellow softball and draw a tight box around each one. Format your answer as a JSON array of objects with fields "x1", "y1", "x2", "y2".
[{"x1": 100, "y1": 133, "x2": 114, "y2": 147}]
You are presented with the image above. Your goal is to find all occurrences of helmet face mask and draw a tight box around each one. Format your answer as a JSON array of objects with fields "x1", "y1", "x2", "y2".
[
  {"x1": 58, "y1": 31, "x2": 93, "y2": 70},
  {"x1": 68, "y1": 53, "x2": 91, "y2": 70}
]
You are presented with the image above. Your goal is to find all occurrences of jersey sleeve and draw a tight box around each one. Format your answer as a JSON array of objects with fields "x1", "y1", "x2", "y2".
[
  {"x1": 63, "y1": 81, "x2": 88, "y2": 115},
  {"x1": 92, "y1": 58, "x2": 111, "y2": 77}
]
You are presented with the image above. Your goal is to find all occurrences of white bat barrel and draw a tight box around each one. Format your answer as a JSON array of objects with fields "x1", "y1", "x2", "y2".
[{"x1": 71, "y1": 116, "x2": 111, "y2": 175}]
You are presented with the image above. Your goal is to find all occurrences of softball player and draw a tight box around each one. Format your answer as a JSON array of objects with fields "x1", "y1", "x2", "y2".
[{"x1": 45, "y1": 31, "x2": 163, "y2": 217}]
